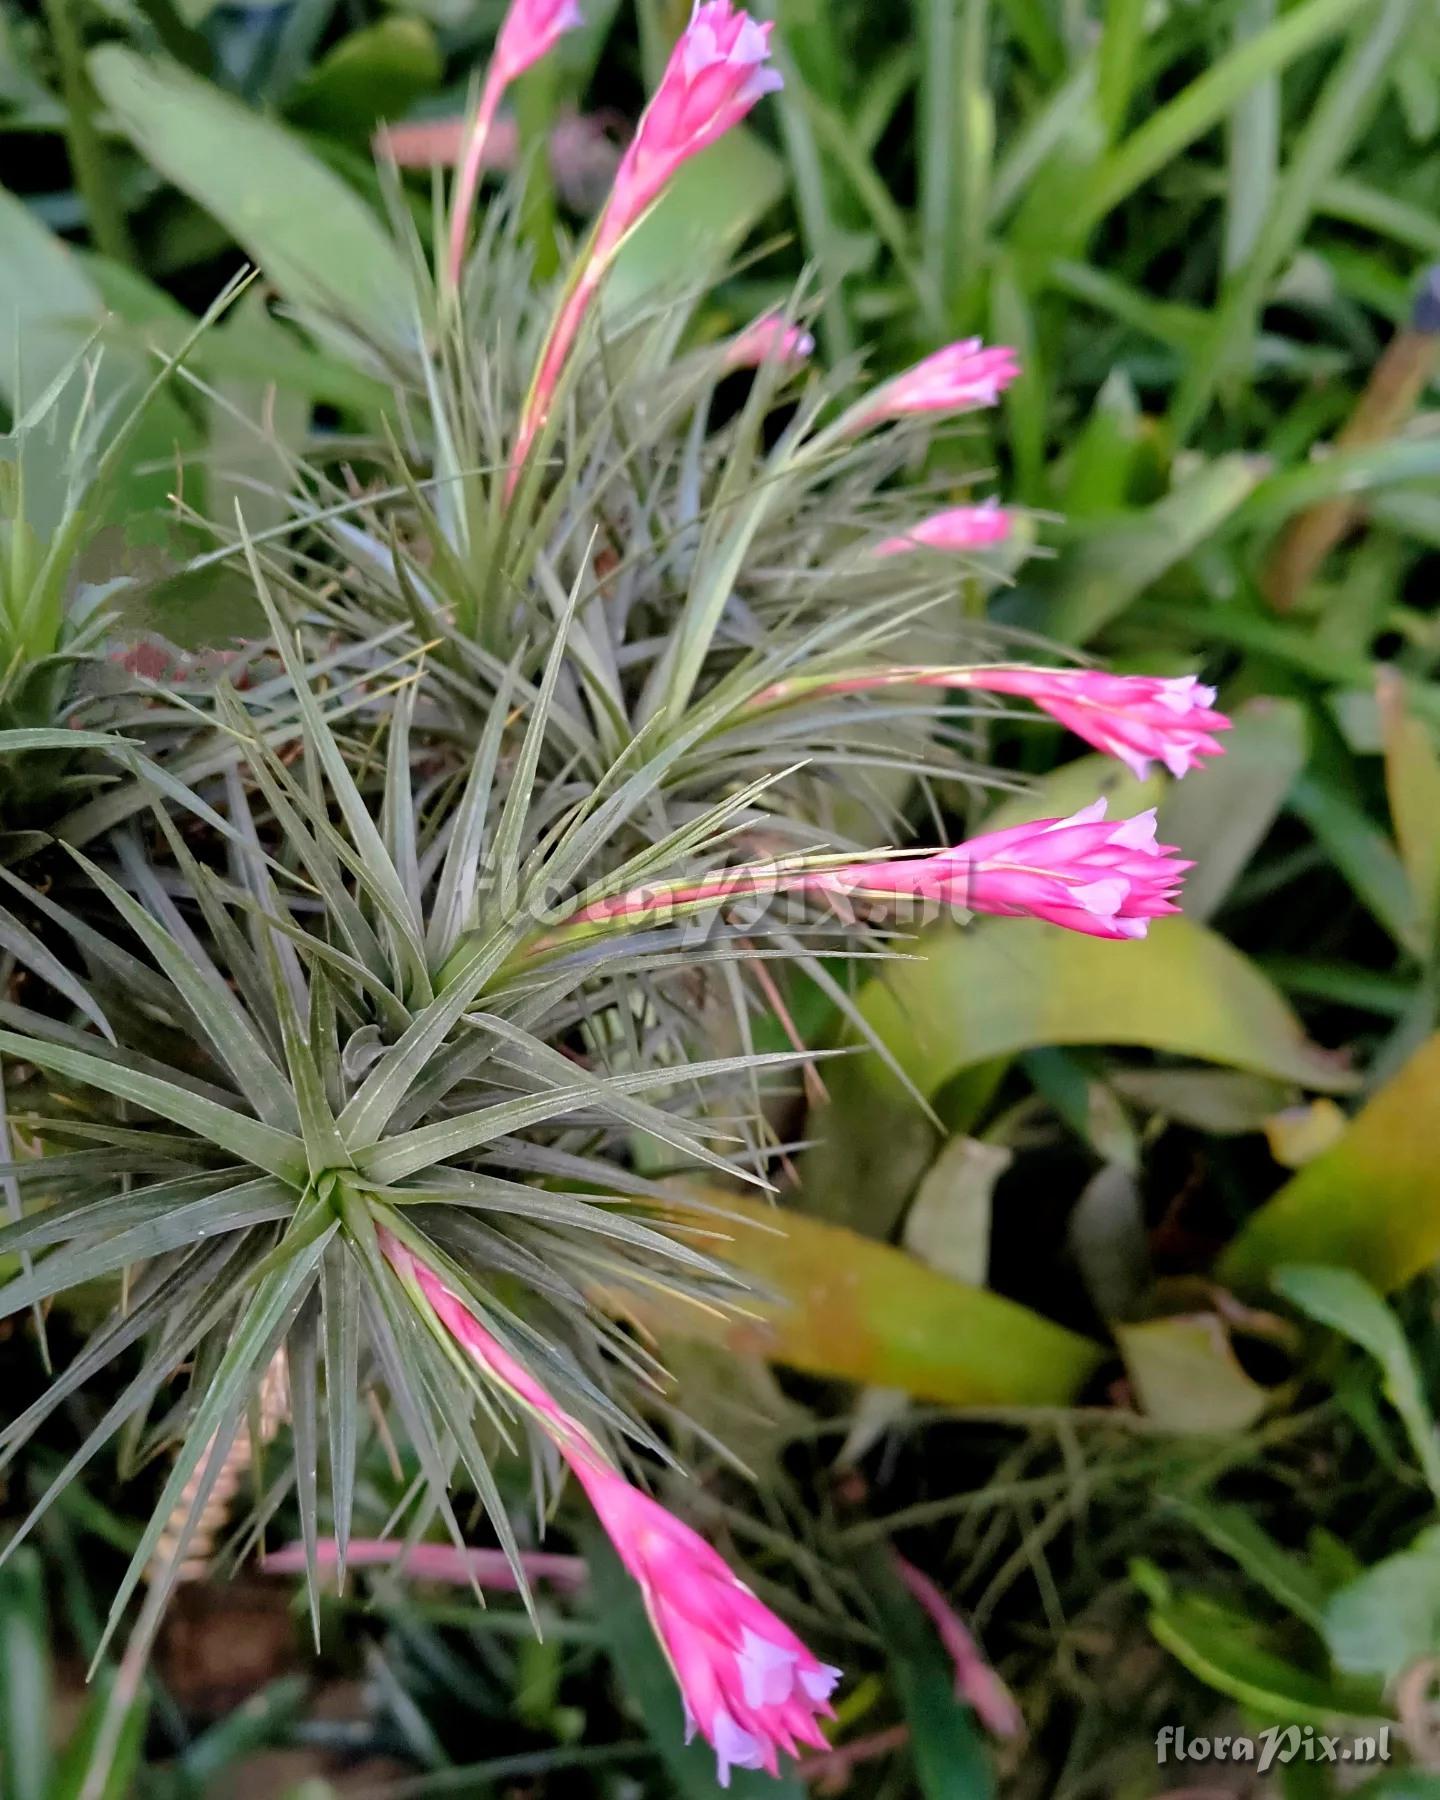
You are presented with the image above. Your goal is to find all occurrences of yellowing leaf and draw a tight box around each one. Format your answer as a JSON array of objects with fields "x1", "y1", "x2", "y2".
[
  {"x1": 1263, "y1": 1098, "x2": 1348, "y2": 1169},
  {"x1": 1379, "y1": 668, "x2": 1440, "y2": 955},
  {"x1": 629, "y1": 1194, "x2": 1104, "y2": 1407},
  {"x1": 801, "y1": 915, "x2": 1354, "y2": 1234},
  {"x1": 1116, "y1": 1314, "x2": 1270, "y2": 1433},
  {"x1": 1223, "y1": 1034, "x2": 1440, "y2": 1293}
]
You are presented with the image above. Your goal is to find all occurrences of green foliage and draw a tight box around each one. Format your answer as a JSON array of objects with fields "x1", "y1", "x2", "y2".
[{"x1": 6, "y1": 0, "x2": 1440, "y2": 1789}]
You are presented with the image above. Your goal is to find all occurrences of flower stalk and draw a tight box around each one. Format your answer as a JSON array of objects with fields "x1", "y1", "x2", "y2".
[
  {"x1": 744, "y1": 664, "x2": 1230, "y2": 782},
  {"x1": 381, "y1": 1230, "x2": 840, "y2": 1784},
  {"x1": 446, "y1": 0, "x2": 584, "y2": 288},
  {"x1": 519, "y1": 796, "x2": 1191, "y2": 950},
  {"x1": 508, "y1": 2, "x2": 782, "y2": 493}
]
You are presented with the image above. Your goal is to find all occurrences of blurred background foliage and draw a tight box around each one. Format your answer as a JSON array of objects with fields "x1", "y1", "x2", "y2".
[{"x1": 7, "y1": 0, "x2": 1440, "y2": 1793}]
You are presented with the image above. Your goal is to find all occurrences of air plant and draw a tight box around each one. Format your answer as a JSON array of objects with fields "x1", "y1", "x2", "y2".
[{"x1": 0, "y1": 0, "x2": 1232, "y2": 1785}]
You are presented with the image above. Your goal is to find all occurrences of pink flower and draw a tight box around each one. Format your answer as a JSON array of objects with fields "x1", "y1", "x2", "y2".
[
  {"x1": 574, "y1": 1463, "x2": 839, "y2": 1782},
  {"x1": 596, "y1": 3, "x2": 782, "y2": 260},
  {"x1": 492, "y1": 0, "x2": 584, "y2": 86},
  {"x1": 380, "y1": 1231, "x2": 840, "y2": 1785},
  {"x1": 843, "y1": 338, "x2": 1019, "y2": 434},
  {"x1": 802, "y1": 800, "x2": 1190, "y2": 940},
  {"x1": 961, "y1": 668, "x2": 1230, "y2": 781},
  {"x1": 744, "y1": 663, "x2": 1229, "y2": 782},
  {"x1": 447, "y1": 0, "x2": 584, "y2": 285},
  {"x1": 873, "y1": 500, "x2": 1012, "y2": 558},
  {"x1": 724, "y1": 310, "x2": 815, "y2": 370},
  {"x1": 509, "y1": 3, "x2": 780, "y2": 489}
]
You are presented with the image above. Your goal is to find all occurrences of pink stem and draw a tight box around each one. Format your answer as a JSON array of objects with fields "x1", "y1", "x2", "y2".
[
  {"x1": 447, "y1": 67, "x2": 508, "y2": 288},
  {"x1": 264, "y1": 1537, "x2": 588, "y2": 1593},
  {"x1": 507, "y1": 268, "x2": 603, "y2": 499}
]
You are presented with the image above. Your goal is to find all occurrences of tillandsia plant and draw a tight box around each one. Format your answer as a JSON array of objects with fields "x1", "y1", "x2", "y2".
[{"x1": 0, "y1": 0, "x2": 1239, "y2": 1787}]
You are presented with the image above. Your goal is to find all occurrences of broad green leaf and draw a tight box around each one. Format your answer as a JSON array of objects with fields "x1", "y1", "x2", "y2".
[
  {"x1": 1269, "y1": 1264, "x2": 1440, "y2": 1501},
  {"x1": 287, "y1": 18, "x2": 441, "y2": 139},
  {"x1": 1115, "y1": 1315, "x2": 1270, "y2": 1433},
  {"x1": 903, "y1": 1136, "x2": 1010, "y2": 1286},
  {"x1": 802, "y1": 916, "x2": 1352, "y2": 1234},
  {"x1": 0, "y1": 189, "x2": 196, "y2": 527},
  {"x1": 0, "y1": 185, "x2": 105, "y2": 407},
  {"x1": 1037, "y1": 456, "x2": 1259, "y2": 641},
  {"x1": 632, "y1": 1193, "x2": 1104, "y2": 1406},
  {"x1": 89, "y1": 47, "x2": 415, "y2": 362},
  {"x1": 1222, "y1": 1035, "x2": 1440, "y2": 1294},
  {"x1": 1158, "y1": 698, "x2": 1308, "y2": 921},
  {"x1": 1138, "y1": 1567, "x2": 1383, "y2": 1725},
  {"x1": 1324, "y1": 1525, "x2": 1440, "y2": 1683},
  {"x1": 1111, "y1": 1068, "x2": 1293, "y2": 1134},
  {"x1": 586, "y1": 1527, "x2": 805, "y2": 1800}
]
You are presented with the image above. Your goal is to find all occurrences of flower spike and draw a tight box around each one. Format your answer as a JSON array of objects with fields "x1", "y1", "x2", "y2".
[
  {"x1": 382, "y1": 1231, "x2": 840, "y2": 1785},
  {"x1": 510, "y1": 3, "x2": 781, "y2": 488},
  {"x1": 447, "y1": 0, "x2": 585, "y2": 286}
]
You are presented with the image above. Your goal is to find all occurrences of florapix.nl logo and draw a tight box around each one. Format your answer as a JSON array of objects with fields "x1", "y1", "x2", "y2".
[{"x1": 1156, "y1": 1724, "x2": 1393, "y2": 1775}]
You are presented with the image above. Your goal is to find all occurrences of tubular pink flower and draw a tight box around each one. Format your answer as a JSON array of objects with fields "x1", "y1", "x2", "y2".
[
  {"x1": 447, "y1": 0, "x2": 585, "y2": 286},
  {"x1": 747, "y1": 664, "x2": 1230, "y2": 781},
  {"x1": 574, "y1": 1464, "x2": 840, "y2": 1783},
  {"x1": 509, "y1": 3, "x2": 780, "y2": 490},
  {"x1": 381, "y1": 1232, "x2": 840, "y2": 1785},
  {"x1": 724, "y1": 310, "x2": 815, "y2": 371},
  {"x1": 799, "y1": 800, "x2": 1190, "y2": 940},
  {"x1": 960, "y1": 667, "x2": 1230, "y2": 781},
  {"x1": 543, "y1": 801, "x2": 1187, "y2": 943},
  {"x1": 842, "y1": 338, "x2": 1020, "y2": 435},
  {"x1": 872, "y1": 500, "x2": 1012, "y2": 558},
  {"x1": 596, "y1": 3, "x2": 782, "y2": 260},
  {"x1": 493, "y1": 0, "x2": 585, "y2": 86}
]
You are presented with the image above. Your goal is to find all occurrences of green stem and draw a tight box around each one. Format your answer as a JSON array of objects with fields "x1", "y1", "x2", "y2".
[{"x1": 40, "y1": 0, "x2": 134, "y2": 266}]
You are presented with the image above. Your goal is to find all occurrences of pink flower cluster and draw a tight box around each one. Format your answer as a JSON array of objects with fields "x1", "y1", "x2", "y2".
[
  {"x1": 874, "y1": 499, "x2": 1013, "y2": 558},
  {"x1": 447, "y1": 0, "x2": 585, "y2": 284},
  {"x1": 382, "y1": 1233, "x2": 840, "y2": 1785},
  {"x1": 757, "y1": 663, "x2": 1229, "y2": 782},
  {"x1": 562, "y1": 797, "x2": 1189, "y2": 943},
  {"x1": 508, "y1": 2, "x2": 785, "y2": 481},
  {"x1": 593, "y1": 3, "x2": 782, "y2": 264},
  {"x1": 800, "y1": 801, "x2": 1189, "y2": 941},
  {"x1": 963, "y1": 668, "x2": 1230, "y2": 781},
  {"x1": 845, "y1": 338, "x2": 1021, "y2": 433}
]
